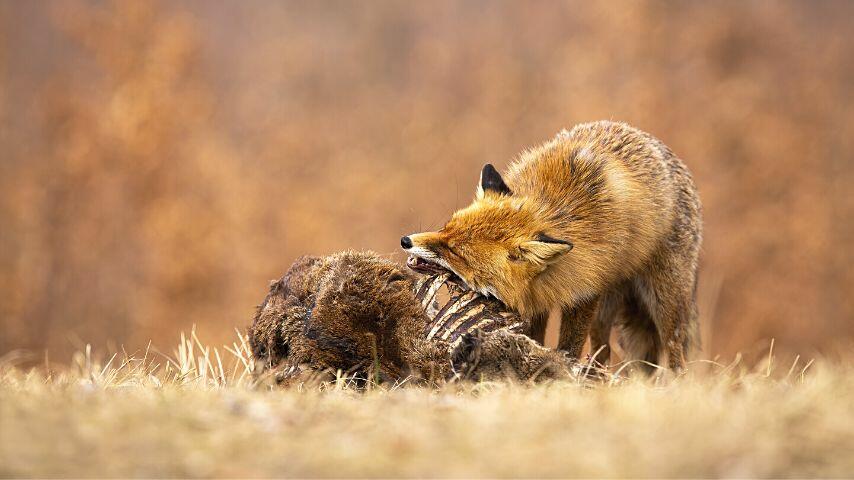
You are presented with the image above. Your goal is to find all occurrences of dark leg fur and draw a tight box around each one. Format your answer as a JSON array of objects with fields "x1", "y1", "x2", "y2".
[
  {"x1": 528, "y1": 311, "x2": 549, "y2": 345},
  {"x1": 558, "y1": 296, "x2": 598, "y2": 359},
  {"x1": 589, "y1": 289, "x2": 622, "y2": 366},
  {"x1": 636, "y1": 262, "x2": 697, "y2": 371},
  {"x1": 618, "y1": 285, "x2": 661, "y2": 374},
  {"x1": 622, "y1": 242, "x2": 699, "y2": 372}
]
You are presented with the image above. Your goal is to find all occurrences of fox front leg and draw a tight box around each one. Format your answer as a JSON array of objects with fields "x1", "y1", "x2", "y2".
[
  {"x1": 558, "y1": 296, "x2": 599, "y2": 359},
  {"x1": 528, "y1": 311, "x2": 549, "y2": 345}
]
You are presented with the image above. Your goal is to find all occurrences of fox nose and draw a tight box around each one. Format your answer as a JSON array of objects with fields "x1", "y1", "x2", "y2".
[{"x1": 400, "y1": 236, "x2": 413, "y2": 249}]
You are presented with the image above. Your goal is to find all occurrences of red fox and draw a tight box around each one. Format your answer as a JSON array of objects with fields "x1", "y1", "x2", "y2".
[{"x1": 402, "y1": 121, "x2": 702, "y2": 370}]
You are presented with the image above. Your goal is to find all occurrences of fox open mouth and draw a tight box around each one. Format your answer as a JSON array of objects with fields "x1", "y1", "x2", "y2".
[
  {"x1": 406, "y1": 254, "x2": 473, "y2": 296},
  {"x1": 407, "y1": 255, "x2": 450, "y2": 275}
]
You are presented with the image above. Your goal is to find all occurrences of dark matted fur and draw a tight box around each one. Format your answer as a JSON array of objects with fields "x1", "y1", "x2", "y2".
[{"x1": 248, "y1": 251, "x2": 574, "y2": 384}]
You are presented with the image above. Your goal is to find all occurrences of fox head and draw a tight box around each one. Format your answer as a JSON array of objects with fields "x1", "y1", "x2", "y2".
[{"x1": 402, "y1": 164, "x2": 572, "y2": 315}]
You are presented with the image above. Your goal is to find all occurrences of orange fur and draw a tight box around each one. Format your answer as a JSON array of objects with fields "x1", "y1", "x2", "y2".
[{"x1": 404, "y1": 121, "x2": 702, "y2": 370}]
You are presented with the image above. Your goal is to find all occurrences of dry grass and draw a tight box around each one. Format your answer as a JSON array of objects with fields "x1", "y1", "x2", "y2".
[{"x1": 1, "y1": 332, "x2": 853, "y2": 478}]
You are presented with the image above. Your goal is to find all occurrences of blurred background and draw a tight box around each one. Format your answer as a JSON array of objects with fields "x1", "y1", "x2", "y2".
[{"x1": 1, "y1": 0, "x2": 852, "y2": 362}]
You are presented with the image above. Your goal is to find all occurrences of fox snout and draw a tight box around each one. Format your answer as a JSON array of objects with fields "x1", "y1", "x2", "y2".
[
  {"x1": 400, "y1": 232, "x2": 449, "y2": 276},
  {"x1": 400, "y1": 232, "x2": 436, "y2": 255}
]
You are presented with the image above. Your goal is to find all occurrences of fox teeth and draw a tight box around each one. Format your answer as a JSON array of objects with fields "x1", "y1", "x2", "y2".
[{"x1": 478, "y1": 286, "x2": 501, "y2": 302}]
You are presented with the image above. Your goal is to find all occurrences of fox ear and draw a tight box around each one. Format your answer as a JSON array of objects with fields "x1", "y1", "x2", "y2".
[
  {"x1": 519, "y1": 234, "x2": 573, "y2": 266},
  {"x1": 477, "y1": 164, "x2": 512, "y2": 199}
]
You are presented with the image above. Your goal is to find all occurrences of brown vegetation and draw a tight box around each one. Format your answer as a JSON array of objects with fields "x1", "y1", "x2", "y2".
[{"x1": 1, "y1": 1, "x2": 853, "y2": 361}]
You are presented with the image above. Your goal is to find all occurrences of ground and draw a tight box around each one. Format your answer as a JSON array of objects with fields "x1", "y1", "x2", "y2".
[{"x1": 1, "y1": 332, "x2": 852, "y2": 477}]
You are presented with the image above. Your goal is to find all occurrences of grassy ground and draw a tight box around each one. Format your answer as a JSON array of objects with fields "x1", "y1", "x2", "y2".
[{"x1": 1, "y1": 333, "x2": 853, "y2": 478}]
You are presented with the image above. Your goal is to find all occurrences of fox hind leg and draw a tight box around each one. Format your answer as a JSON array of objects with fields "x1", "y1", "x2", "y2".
[
  {"x1": 632, "y1": 257, "x2": 698, "y2": 372},
  {"x1": 617, "y1": 286, "x2": 662, "y2": 374}
]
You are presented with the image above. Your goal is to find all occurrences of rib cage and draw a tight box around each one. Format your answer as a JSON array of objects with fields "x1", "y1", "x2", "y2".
[{"x1": 413, "y1": 274, "x2": 528, "y2": 348}]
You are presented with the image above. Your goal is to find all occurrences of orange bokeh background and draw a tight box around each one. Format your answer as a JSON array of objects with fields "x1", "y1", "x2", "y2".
[{"x1": 2, "y1": 1, "x2": 852, "y2": 362}]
